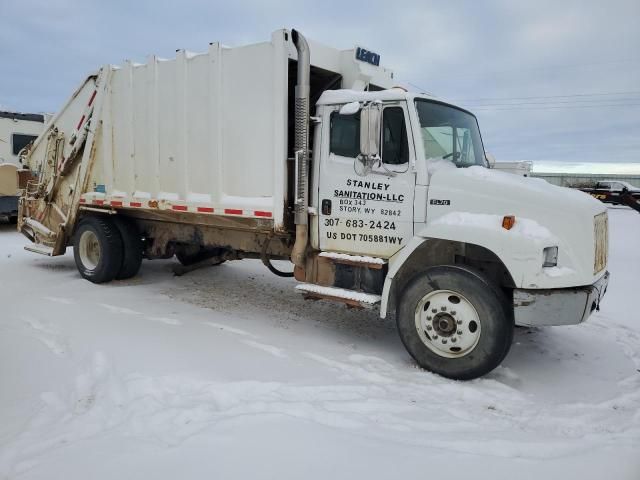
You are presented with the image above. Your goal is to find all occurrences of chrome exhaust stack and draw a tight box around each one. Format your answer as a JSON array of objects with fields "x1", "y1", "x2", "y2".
[{"x1": 291, "y1": 29, "x2": 310, "y2": 270}]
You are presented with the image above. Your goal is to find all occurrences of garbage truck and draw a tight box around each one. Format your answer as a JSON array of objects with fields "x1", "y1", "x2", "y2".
[{"x1": 18, "y1": 29, "x2": 610, "y2": 380}]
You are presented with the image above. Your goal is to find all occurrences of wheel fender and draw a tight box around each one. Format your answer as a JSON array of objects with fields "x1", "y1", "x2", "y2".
[
  {"x1": 380, "y1": 222, "x2": 533, "y2": 318},
  {"x1": 380, "y1": 236, "x2": 428, "y2": 318}
]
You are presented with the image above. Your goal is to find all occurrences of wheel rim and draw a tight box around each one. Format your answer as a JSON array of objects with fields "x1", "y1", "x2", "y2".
[
  {"x1": 414, "y1": 289, "x2": 481, "y2": 358},
  {"x1": 78, "y1": 230, "x2": 101, "y2": 270}
]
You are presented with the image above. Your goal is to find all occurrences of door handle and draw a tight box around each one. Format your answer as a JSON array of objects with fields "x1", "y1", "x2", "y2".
[{"x1": 321, "y1": 199, "x2": 332, "y2": 215}]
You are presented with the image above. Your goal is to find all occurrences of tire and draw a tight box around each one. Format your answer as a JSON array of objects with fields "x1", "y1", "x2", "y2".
[
  {"x1": 175, "y1": 247, "x2": 225, "y2": 266},
  {"x1": 73, "y1": 216, "x2": 124, "y2": 284},
  {"x1": 112, "y1": 217, "x2": 143, "y2": 280},
  {"x1": 396, "y1": 265, "x2": 513, "y2": 380}
]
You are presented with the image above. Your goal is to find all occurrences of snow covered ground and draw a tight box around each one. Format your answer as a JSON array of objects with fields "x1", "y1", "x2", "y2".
[{"x1": 0, "y1": 207, "x2": 638, "y2": 479}]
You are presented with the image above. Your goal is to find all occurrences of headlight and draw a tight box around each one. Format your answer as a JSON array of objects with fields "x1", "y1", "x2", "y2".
[{"x1": 543, "y1": 246, "x2": 558, "y2": 267}]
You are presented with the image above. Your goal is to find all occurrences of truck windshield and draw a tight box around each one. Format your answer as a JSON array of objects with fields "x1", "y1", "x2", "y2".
[{"x1": 414, "y1": 99, "x2": 486, "y2": 168}]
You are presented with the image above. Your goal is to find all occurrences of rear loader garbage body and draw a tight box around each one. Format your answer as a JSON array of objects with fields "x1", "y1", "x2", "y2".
[{"x1": 19, "y1": 29, "x2": 608, "y2": 380}]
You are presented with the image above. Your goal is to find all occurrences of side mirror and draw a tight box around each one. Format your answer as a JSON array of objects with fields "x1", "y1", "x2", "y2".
[
  {"x1": 360, "y1": 102, "x2": 382, "y2": 158},
  {"x1": 485, "y1": 152, "x2": 496, "y2": 169}
]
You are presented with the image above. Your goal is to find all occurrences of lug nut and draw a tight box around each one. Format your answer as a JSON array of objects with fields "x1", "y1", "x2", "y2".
[
  {"x1": 442, "y1": 339, "x2": 447, "y2": 344},
  {"x1": 457, "y1": 330, "x2": 463, "y2": 335},
  {"x1": 451, "y1": 337, "x2": 457, "y2": 343},
  {"x1": 426, "y1": 325, "x2": 432, "y2": 331},
  {"x1": 432, "y1": 308, "x2": 437, "y2": 313},
  {"x1": 432, "y1": 335, "x2": 438, "y2": 340},
  {"x1": 451, "y1": 311, "x2": 456, "y2": 315},
  {"x1": 441, "y1": 306, "x2": 447, "y2": 311},
  {"x1": 427, "y1": 316, "x2": 432, "y2": 320},
  {"x1": 456, "y1": 320, "x2": 463, "y2": 325}
]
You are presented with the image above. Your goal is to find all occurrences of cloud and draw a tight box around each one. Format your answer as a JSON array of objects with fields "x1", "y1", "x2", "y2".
[{"x1": 1, "y1": 0, "x2": 638, "y2": 163}]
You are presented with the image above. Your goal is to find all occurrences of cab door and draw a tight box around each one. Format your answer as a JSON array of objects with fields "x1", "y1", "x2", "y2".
[{"x1": 318, "y1": 102, "x2": 415, "y2": 258}]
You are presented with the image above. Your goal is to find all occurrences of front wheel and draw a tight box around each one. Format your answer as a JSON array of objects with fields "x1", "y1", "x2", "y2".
[{"x1": 396, "y1": 265, "x2": 513, "y2": 380}]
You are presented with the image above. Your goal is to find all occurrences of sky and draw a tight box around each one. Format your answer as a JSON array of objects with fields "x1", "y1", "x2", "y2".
[{"x1": 1, "y1": 0, "x2": 639, "y2": 165}]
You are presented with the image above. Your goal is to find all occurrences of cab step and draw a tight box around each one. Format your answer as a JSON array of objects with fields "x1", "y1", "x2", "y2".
[
  {"x1": 318, "y1": 252, "x2": 387, "y2": 270},
  {"x1": 24, "y1": 244, "x2": 54, "y2": 256},
  {"x1": 295, "y1": 283, "x2": 381, "y2": 309}
]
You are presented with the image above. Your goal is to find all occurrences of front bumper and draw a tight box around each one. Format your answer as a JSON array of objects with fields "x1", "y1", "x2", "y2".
[{"x1": 513, "y1": 271, "x2": 610, "y2": 327}]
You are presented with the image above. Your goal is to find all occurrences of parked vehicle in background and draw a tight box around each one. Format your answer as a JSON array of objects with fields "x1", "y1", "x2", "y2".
[
  {"x1": 580, "y1": 180, "x2": 640, "y2": 205},
  {"x1": 18, "y1": 29, "x2": 610, "y2": 380},
  {"x1": 579, "y1": 180, "x2": 640, "y2": 213},
  {"x1": 0, "y1": 111, "x2": 47, "y2": 221}
]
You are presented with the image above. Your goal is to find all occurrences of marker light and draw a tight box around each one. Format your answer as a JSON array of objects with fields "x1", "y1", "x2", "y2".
[
  {"x1": 502, "y1": 215, "x2": 516, "y2": 230},
  {"x1": 543, "y1": 246, "x2": 559, "y2": 267}
]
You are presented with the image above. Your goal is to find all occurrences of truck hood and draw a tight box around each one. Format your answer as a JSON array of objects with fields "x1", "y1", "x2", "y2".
[{"x1": 423, "y1": 166, "x2": 608, "y2": 289}]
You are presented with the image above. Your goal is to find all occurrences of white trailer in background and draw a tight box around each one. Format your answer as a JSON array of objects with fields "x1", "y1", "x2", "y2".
[
  {"x1": 19, "y1": 29, "x2": 609, "y2": 380},
  {"x1": 493, "y1": 160, "x2": 533, "y2": 177},
  {"x1": 0, "y1": 111, "x2": 47, "y2": 221}
]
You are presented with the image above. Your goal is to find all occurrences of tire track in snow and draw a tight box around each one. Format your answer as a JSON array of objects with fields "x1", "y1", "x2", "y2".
[
  {"x1": 98, "y1": 303, "x2": 182, "y2": 326},
  {"x1": 204, "y1": 321, "x2": 256, "y2": 338},
  {"x1": 98, "y1": 303, "x2": 143, "y2": 315},
  {"x1": 241, "y1": 339, "x2": 288, "y2": 358},
  {"x1": 20, "y1": 316, "x2": 68, "y2": 356},
  {"x1": 43, "y1": 296, "x2": 75, "y2": 305},
  {"x1": 2, "y1": 348, "x2": 638, "y2": 478},
  {"x1": 145, "y1": 316, "x2": 182, "y2": 326}
]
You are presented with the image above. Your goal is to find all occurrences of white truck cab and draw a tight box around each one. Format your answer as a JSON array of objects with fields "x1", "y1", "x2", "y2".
[
  {"x1": 295, "y1": 87, "x2": 609, "y2": 378},
  {"x1": 18, "y1": 29, "x2": 609, "y2": 380}
]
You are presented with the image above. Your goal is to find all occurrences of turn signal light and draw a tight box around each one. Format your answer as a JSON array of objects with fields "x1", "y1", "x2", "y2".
[{"x1": 502, "y1": 215, "x2": 516, "y2": 230}]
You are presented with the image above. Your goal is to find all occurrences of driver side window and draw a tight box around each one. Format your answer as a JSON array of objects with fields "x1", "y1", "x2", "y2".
[
  {"x1": 329, "y1": 111, "x2": 360, "y2": 158},
  {"x1": 329, "y1": 105, "x2": 409, "y2": 166}
]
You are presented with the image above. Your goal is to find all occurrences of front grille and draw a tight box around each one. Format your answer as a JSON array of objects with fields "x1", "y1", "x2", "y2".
[{"x1": 594, "y1": 212, "x2": 608, "y2": 274}]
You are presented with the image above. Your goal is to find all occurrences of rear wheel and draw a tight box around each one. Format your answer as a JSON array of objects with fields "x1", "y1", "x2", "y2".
[
  {"x1": 73, "y1": 216, "x2": 123, "y2": 283},
  {"x1": 396, "y1": 265, "x2": 513, "y2": 380},
  {"x1": 113, "y1": 217, "x2": 143, "y2": 279}
]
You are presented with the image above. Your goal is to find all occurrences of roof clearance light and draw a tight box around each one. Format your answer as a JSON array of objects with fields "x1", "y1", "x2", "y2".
[{"x1": 502, "y1": 215, "x2": 516, "y2": 230}]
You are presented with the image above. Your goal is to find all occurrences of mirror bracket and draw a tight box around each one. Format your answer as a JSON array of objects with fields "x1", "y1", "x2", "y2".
[
  {"x1": 485, "y1": 152, "x2": 496, "y2": 169},
  {"x1": 356, "y1": 101, "x2": 383, "y2": 176}
]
